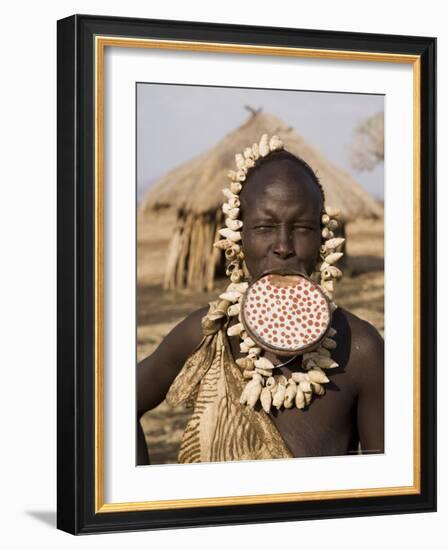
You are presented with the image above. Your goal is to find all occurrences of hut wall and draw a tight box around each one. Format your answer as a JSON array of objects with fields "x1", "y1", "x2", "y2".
[{"x1": 163, "y1": 211, "x2": 223, "y2": 291}]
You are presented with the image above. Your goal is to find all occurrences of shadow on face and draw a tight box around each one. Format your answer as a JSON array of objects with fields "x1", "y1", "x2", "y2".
[{"x1": 239, "y1": 155, "x2": 324, "y2": 280}]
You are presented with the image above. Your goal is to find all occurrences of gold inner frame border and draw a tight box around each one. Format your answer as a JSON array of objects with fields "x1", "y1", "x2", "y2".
[{"x1": 94, "y1": 35, "x2": 421, "y2": 513}]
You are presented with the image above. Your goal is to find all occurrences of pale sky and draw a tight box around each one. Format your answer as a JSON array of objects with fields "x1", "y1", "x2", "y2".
[{"x1": 137, "y1": 83, "x2": 384, "y2": 201}]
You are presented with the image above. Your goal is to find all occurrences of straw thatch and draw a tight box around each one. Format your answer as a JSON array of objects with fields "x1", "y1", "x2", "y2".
[{"x1": 139, "y1": 111, "x2": 383, "y2": 291}]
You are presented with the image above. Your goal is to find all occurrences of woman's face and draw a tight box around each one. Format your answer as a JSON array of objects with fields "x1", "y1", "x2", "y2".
[{"x1": 240, "y1": 159, "x2": 323, "y2": 280}]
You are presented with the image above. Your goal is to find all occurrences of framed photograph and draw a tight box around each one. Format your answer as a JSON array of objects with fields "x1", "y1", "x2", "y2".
[{"x1": 57, "y1": 14, "x2": 436, "y2": 534}]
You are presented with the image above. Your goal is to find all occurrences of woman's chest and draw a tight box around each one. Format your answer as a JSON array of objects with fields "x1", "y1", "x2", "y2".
[
  {"x1": 226, "y1": 321, "x2": 359, "y2": 457},
  {"x1": 266, "y1": 378, "x2": 358, "y2": 457}
]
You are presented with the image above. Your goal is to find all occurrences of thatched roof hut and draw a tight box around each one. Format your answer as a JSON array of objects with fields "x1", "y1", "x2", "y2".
[{"x1": 139, "y1": 111, "x2": 383, "y2": 291}]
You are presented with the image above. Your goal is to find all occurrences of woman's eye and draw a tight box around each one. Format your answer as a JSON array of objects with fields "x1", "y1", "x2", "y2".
[
  {"x1": 294, "y1": 226, "x2": 312, "y2": 232},
  {"x1": 253, "y1": 225, "x2": 274, "y2": 231}
]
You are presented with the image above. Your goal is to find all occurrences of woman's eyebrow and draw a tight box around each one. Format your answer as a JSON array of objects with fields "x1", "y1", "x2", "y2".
[
  {"x1": 252, "y1": 207, "x2": 317, "y2": 222},
  {"x1": 253, "y1": 207, "x2": 280, "y2": 219},
  {"x1": 249, "y1": 217, "x2": 318, "y2": 226},
  {"x1": 250, "y1": 219, "x2": 276, "y2": 225},
  {"x1": 250, "y1": 212, "x2": 276, "y2": 222}
]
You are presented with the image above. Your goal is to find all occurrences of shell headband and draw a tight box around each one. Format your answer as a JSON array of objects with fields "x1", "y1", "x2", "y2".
[{"x1": 206, "y1": 134, "x2": 345, "y2": 412}]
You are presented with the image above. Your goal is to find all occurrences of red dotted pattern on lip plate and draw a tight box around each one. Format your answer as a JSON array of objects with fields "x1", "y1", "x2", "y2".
[{"x1": 242, "y1": 274, "x2": 331, "y2": 352}]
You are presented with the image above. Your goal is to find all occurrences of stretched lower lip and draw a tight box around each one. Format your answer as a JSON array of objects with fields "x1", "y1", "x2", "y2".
[{"x1": 259, "y1": 266, "x2": 308, "y2": 277}]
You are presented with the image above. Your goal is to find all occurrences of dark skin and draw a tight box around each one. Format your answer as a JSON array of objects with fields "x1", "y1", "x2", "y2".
[{"x1": 137, "y1": 158, "x2": 384, "y2": 464}]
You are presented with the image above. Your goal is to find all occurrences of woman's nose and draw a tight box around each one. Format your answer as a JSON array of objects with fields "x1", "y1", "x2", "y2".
[{"x1": 273, "y1": 226, "x2": 294, "y2": 259}]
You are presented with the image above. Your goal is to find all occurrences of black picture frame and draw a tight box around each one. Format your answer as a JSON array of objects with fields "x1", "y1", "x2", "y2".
[{"x1": 57, "y1": 14, "x2": 436, "y2": 534}]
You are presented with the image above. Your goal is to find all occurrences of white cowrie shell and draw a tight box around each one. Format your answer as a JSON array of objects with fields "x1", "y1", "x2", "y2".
[{"x1": 259, "y1": 134, "x2": 270, "y2": 157}]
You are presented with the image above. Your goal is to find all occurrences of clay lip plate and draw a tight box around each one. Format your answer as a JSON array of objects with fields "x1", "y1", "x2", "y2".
[{"x1": 240, "y1": 272, "x2": 332, "y2": 356}]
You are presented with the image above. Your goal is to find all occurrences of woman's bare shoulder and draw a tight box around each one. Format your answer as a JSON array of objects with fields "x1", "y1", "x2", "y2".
[
  {"x1": 337, "y1": 306, "x2": 383, "y2": 347},
  {"x1": 334, "y1": 306, "x2": 384, "y2": 392},
  {"x1": 150, "y1": 305, "x2": 210, "y2": 363}
]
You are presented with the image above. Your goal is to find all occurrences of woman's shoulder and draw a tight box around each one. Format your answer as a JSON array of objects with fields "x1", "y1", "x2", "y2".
[
  {"x1": 164, "y1": 305, "x2": 211, "y2": 352},
  {"x1": 336, "y1": 306, "x2": 383, "y2": 347},
  {"x1": 333, "y1": 305, "x2": 384, "y2": 393}
]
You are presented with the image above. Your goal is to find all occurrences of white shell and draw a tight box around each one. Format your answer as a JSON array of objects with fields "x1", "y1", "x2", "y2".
[
  {"x1": 307, "y1": 368, "x2": 330, "y2": 384},
  {"x1": 322, "y1": 228, "x2": 334, "y2": 239},
  {"x1": 213, "y1": 238, "x2": 233, "y2": 250},
  {"x1": 230, "y1": 270, "x2": 244, "y2": 283},
  {"x1": 327, "y1": 219, "x2": 338, "y2": 231},
  {"x1": 239, "y1": 379, "x2": 260, "y2": 405},
  {"x1": 313, "y1": 355, "x2": 339, "y2": 369},
  {"x1": 275, "y1": 375, "x2": 288, "y2": 386},
  {"x1": 222, "y1": 188, "x2": 238, "y2": 201},
  {"x1": 254, "y1": 357, "x2": 275, "y2": 371},
  {"x1": 227, "y1": 303, "x2": 241, "y2": 316},
  {"x1": 227, "y1": 323, "x2": 244, "y2": 336},
  {"x1": 227, "y1": 207, "x2": 240, "y2": 219},
  {"x1": 325, "y1": 252, "x2": 344, "y2": 265},
  {"x1": 236, "y1": 356, "x2": 254, "y2": 370},
  {"x1": 236, "y1": 170, "x2": 246, "y2": 182},
  {"x1": 272, "y1": 383, "x2": 286, "y2": 409},
  {"x1": 321, "y1": 213, "x2": 330, "y2": 225},
  {"x1": 246, "y1": 382, "x2": 263, "y2": 409},
  {"x1": 325, "y1": 206, "x2": 340, "y2": 218},
  {"x1": 322, "y1": 280, "x2": 334, "y2": 292},
  {"x1": 284, "y1": 381, "x2": 297, "y2": 408},
  {"x1": 235, "y1": 153, "x2": 245, "y2": 169},
  {"x1": 251, "y1": 373, "x2": 264, "y2": 384},
  {"x1": 225, "y1": 218, "x2": 243, "y2": 231},
  {"x1": 260, "y1": 387, "x2": 272, "y2": 413},
  {"x1": 244, "y1": 147, "x2": 254, "y2": 159},
  {"x1": 252, "y1": 143, "x2": 260, "y2": 160},
  {"x1": 259, "y1": 134, "x2": 270, "y2": 157},
  {"x1": 269, "y1": 135, "x2": 283, "y2": 151},
  {"x1": 325, "y1": 237, "x2": 345, "y2": 251},
  {"x1": 255, "y1": 367, "x2": 274, "y2": 377},
  {"x1": 230, "y1": 181, "x2": 242, "y2": 194},
  {"x1": 240, "y1": 342, "x2": 252, "y2": 353},
  {"x1": 224, "y1": 247, "x2": 239, "y2": 261},
  {"x1": 291, "y1": 371, "x2": 307, "y2": 383},
  {"x1": 227, "y1": 282, "x2": 249, "y2": 293},
  {"x1": 243, "y1": 369, "x2": 256, "y2": 379},
  {"x1": 219, "y1": 291, "x2": 241, "y2": 303},
  {"x1": 222, "y1": 203, "x2": 231, "y2": 215},
  {"x1": 325, "y1": 266, "x2": 342, "y2": 279},
  {"x1": 299, "y1": 380, "x2": 312, "y2": 393},
  {"x1": 228, "y1": 196, "x2": 240, "y2": 209},
  {"x1": 295, "y1": 387, "x2": 305, "y2": 409},
  {"x1": 242, "y1": 336, "x2": 256, "y2": 348},
  {"x1": 218, "y1": 228, "x2": 241, "y2": 242}
]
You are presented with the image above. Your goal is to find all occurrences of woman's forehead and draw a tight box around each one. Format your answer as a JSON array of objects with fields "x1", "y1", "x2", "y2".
[{"x1": 240, "y1": 165, "x2": 322, "y2": 217}]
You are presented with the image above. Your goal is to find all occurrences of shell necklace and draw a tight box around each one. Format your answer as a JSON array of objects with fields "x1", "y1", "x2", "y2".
[{"x1": 206, "y1": 133, "x2": 345, "y2": 412}]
